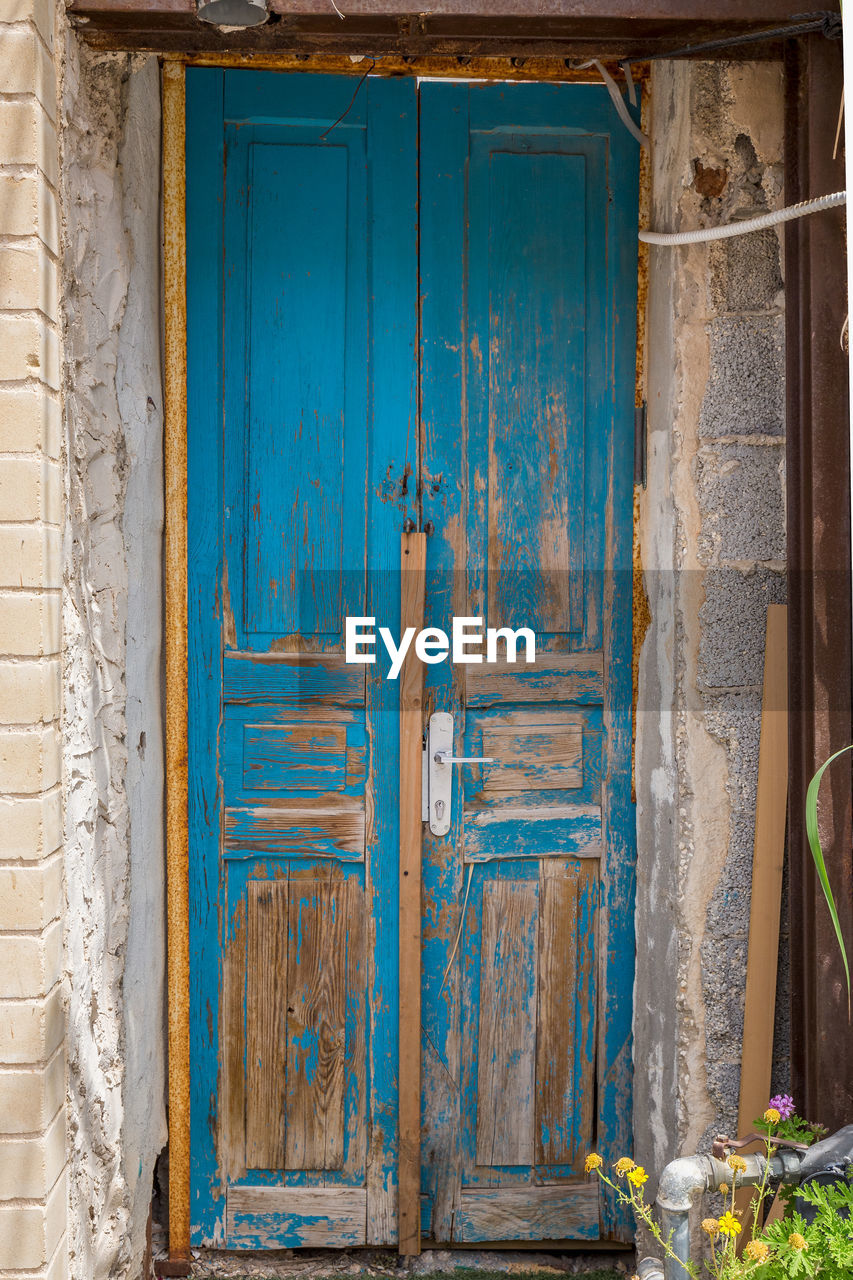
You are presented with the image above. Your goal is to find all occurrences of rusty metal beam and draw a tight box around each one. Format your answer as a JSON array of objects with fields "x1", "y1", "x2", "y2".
[
  {"x1": 68, "y1": 0, "x2": 838, "y2": 56},
  {"x1": 785, "y1": 33, "x2": 853, "y2": 1133}
]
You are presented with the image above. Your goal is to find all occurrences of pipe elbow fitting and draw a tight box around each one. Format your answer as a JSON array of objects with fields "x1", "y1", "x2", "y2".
[{"x1": 656, "y1": 1155, "x2": 715, "y2": 1213}]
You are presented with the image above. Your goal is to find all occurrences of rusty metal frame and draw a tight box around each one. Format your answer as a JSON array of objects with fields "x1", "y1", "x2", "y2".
[
  {"x1": 784, "y1": 33, "x2": 853, "y2": 1132},
  {"x1": 163, "y1": 58, "x2": 191, "y2": 1269},
  {"x1": 161, "y1": 48, "x2": 646, "y2": 81},
  {"x1": 70, "y1": 0, "x2": 834, "y2": 59}
]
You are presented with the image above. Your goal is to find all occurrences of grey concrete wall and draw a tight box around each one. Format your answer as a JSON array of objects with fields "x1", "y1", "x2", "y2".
[
  {"x1": 636, "y1": 59, "x2": 788, "y2": 1196},
  {"x1": 59, "y1": 29, "x2": 166, "y2": 1280}
]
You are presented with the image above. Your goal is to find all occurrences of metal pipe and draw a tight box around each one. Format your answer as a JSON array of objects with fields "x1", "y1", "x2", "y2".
[{"x1": 654, "y1": 1150, "x2": 806, "y2": 1280}]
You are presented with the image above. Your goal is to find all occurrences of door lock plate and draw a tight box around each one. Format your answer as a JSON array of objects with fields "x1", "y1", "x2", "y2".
[{"x1": 422, "y1": 711, "x2": 494, "y2": 836}]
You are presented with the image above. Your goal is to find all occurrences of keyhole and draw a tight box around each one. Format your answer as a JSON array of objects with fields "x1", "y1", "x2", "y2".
[{"x1": 434, "y1": 799, "x2": 445, "y2": 819}]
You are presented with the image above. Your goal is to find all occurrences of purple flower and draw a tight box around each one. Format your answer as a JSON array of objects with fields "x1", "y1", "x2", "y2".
[{"x1": 769, "y1": 1094, "x2": 795, "y2": 1121}]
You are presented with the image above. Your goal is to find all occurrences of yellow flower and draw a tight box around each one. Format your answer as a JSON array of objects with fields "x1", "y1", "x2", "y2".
[
  {"x1": 627, "y1": 1166, "x2": 649, "y2": 1188},
  {"x1": 701, "y1": 1218, "x2": 719, "y2": 1237},
  {"x1": 727, "y1": 1154, "x2": 748, "y2": 1173},
  {"x1": 615, "y1": 1157, "x2": 636, "y2": 1176},
  {"x1": 788, "y1": 1233, "x2": 808, "y2": 1251},
  {"x1": 584, "y1": 1153, "x2": 603, "y2": 1173},
  {"x1": 764, "y1": 1107, "x2": 781, "y2": 1125},
  {"x1": 744, "y1": 1241, "x2": 769, "y2": 1263},
  {"x1": 719, "y1": 1182, "x2": 730, "y2": 1195},
  {"x1": 718, "y1": 1211, "x2": 742, "y2": 1237}
]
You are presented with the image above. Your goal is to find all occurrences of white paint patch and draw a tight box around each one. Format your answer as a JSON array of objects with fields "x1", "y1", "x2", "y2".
[{"x1": 60, "y1": 29, "x2": 166, "y2": 1280}]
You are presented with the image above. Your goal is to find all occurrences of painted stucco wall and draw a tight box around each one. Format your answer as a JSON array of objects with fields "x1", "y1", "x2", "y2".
[
  {"x1": 59, "y1": 30, "x2": 166, "y2": 1280},
  {"x1": 635, "y1": 58, "x2": 788, "y2": 1201}
]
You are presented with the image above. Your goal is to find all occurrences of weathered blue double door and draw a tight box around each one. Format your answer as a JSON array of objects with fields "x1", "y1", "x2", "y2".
[{"x1": 187, "y1": 70, "x2": 637, "y2": 1249}]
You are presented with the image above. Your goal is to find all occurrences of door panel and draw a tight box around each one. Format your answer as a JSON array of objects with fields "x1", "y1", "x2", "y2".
[
  {"x1": 419, "y1": 82, "x2": 637, "y2": 1243},
  {"x1": 188, "y1": 70, "x2": 637, "y2": 1251},
  {"x1": 187, "y1": 69, "x2": 418, "y2": 1248}
]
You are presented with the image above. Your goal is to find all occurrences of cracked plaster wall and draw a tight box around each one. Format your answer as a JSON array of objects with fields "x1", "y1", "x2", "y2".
[
  {"x1": 636, "y1": 58, "x2": 789, "y2": 1205},
  {"x1": 60, "y1": 28, "x2": 166, "y2": 1280}
]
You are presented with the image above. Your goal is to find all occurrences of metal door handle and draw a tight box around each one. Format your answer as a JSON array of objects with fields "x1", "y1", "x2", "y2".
[
  {"x1": 433, "y1": 752, "x2": 495, "y2": 765},
  {"x1": 423, "y1": 712, "x2": 495, "y2": 836}
]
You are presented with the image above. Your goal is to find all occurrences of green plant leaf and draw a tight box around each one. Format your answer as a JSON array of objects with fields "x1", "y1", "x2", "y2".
[{"x1": 805, "y1": 744, "x2": 852, "y2": 1011}]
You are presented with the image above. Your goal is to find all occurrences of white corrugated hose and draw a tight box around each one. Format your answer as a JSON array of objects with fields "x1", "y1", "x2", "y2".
[{"x1": 639, "y1": 190, "x2": 846, "y2": 245}]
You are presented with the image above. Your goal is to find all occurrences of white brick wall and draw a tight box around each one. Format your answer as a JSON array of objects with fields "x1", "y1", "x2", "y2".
[{"x1": 0, "y1": 0, "x2": 66, "y2": 1272}]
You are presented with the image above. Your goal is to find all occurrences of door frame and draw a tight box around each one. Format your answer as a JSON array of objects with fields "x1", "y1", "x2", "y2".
[{"x1": 163, "y1": 57, "x2": 648, "y2": 1266}]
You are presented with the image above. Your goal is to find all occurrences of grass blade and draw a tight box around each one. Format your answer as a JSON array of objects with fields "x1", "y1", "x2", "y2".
[{"x1": 805, "y1": 744, "x2": 852, "y2": 1014}]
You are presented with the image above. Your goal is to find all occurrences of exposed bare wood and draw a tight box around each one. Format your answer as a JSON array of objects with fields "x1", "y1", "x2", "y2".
[
  {"x1": 574, "y1": 861, "x2": 597, "y2": 1162},
  {"x1": 343, "y1": 879, "x2": 368, "y2": 1180},
  {"x1": 478, "y1": 710, "x2": 586, "y2": 729},
  {"x1": 463, "y1": 804, "x2": 602, "y2": 862},
  {"x1": 399, "y1": 530, "x2": 427, "y2": 1256},
  {"x1": 246, "y1": 880, "x2": 290, "y2": 1168},
  {"x1": 242, "y1": 723, "x2": 348, "y2": 791},
  {"x1": 467, "y1": 653, "x2": 603, "y2": 706},
  {"x1": 224, "y1": 805, "x2": 365, "y2": 859},
  {"x1": 482, "y1": 727, "x2": 583, "y2": 792},
  {"x1": 286, "y1": 877, "x2": 349, "y2": 1170},
  {"x1": 453, "y1": 1182, "x2": 599, "y2": 1243},
  {"x1": 224, "y1": 652, "x2": 365, "y2": 706},
  {"x1": 163, "y1": 58, "x2": 190, "y2": 1263},
  {"x1": 536, "y1": 864, "x2": 578, "y2": 1166},
  {"x1": 735, "y1": 606, "x2": 788, "y2": 1235},
  {"x1": 227, "y1": 1186, "x2": 367, "y2": 1247},
  {"x1": 476, "y1": 880, "x2": 538, "y2": 1167},
  {"x1": 220, "y1": 898, "x2": 247, "y2": 1180}
]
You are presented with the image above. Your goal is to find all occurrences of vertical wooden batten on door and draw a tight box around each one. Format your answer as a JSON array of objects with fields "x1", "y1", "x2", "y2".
[
  {"x1": 163, "y1": 58, "x2": 191, "y2": 1270},
  {"x1": 399, "y1": 530, "x2": 427, "y2": 1256}
]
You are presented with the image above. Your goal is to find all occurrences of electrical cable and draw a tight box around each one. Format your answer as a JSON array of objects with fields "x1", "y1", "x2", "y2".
[
  {"x1": 622, "y1": 10, "x2": 841, "y2": 69},
  {"x1": 572, "y1": 58, "x2": 649, "y2": 148},
  {"x1": 639, "y1": 189, "x2": 846, "y2": 245}
]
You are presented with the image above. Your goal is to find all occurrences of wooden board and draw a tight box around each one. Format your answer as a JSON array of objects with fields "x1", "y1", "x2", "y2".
[
  {"x1": 286, "y1": 877, "x2": 349, "y2": 1170},
  {"x1": 224, "y1": 652, "x2": 366, "y2": 705},
  {"x1": 463, "y1": 805, "x2": 602, "y2": 862},
  {"x1": 735, "y1": 605, "x2": 788, "y2": 1234},
  {"x1": 227, "y1": 1186, "x2": 367, "y2": 1248},
  {"x1": 737, "y1": 604, "x2": 788, "y2": 1135},
  {"x1": 453, "y1": 1183, "x2": 599, "y2": 1243},
  {"x1": 242, "y1": 723, "x2": 348, "y2": 791},
  {"x1": 466, "y1": 653, "x2": 603, "y2": 707},
  {"x1": 476, "y1": 880, "x2": 539, "y2": 1167},
  {"x1": 536, "y1": 865, "x2": 578, "y2": 1166},
  {"x1": 398, "y1": 529, "x2": 427, "y2": 1255},
  {"x1": 481, "y1": 727, "x2": 583, "y2": 792},
  {"x1": 246, "y1": 880, "x2": 289, "y2": 1169},
  {"x1": 220, "y1": 898, "x2": 247, "y2": 1181},
  {"x1": 224, "y1": 805, "x2": 365, "y2": 860},
  {"x1": 536, "y1": 860, "x2": 597, "y2": 1169}
]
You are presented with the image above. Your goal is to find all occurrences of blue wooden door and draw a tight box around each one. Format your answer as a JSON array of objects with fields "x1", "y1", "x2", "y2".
[
  {"x1": 187, "y1": 69, "x2": 418, "y2": 1249},
  {"x1": 418, "y1": 83, "x2": 637, "y2": 1245},
  {"x1": 186, "y1": 70, "x2": 637, "y2": 1250}
]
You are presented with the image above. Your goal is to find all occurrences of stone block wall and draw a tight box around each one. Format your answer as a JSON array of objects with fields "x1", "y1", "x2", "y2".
[
  {"x1": 636, "y1": 58, "x2": 788, "y2": 1198},
  {"x1": 0, "y1": 0, "x2": 68, "y2": 1274}
]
